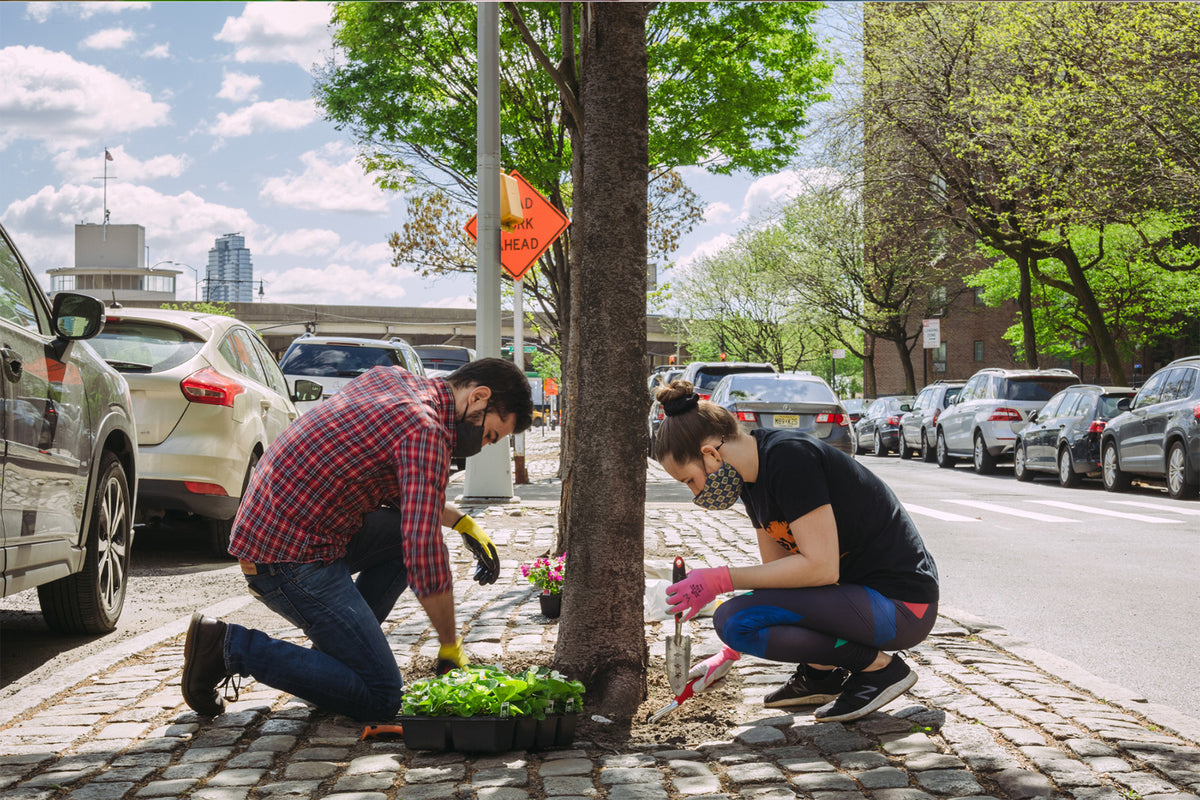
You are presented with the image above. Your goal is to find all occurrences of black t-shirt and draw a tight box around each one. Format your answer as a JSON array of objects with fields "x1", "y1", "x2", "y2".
[{"x1": 740, "y1": 428, "x2": 939, "y2": 603}]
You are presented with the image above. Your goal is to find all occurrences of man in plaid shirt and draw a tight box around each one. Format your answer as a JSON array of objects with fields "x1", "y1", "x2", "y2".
[{"x1": 181, "y1": 358, "x2": 533, "y2": 721}]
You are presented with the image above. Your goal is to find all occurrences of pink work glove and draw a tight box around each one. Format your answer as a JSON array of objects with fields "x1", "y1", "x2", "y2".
[
  {"x1": 688, "y1": 645, "x2": 741, "y2": 693},
  {"x1": 666, "y1": 566, "x2": 733, "y2": 622}
]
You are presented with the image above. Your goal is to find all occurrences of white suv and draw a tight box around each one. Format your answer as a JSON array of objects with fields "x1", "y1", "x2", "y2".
[
  {"x1": 279, "y1": 334, "x2": 427, "y2": 414},
  {"x1": 935, "y1": 367, "x2": 1079, "y2": 474}
]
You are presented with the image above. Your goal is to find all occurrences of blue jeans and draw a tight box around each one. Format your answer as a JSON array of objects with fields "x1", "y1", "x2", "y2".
[{"x1": 224, "y1": 509, "x2": 412, "y2": 721}]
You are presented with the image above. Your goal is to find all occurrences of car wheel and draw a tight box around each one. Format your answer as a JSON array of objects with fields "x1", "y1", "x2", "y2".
[
  {"x1": 210, "y1": 451, "x2": 260, "y2": 558},
  {"x1": 853, "y1": 429, "x2": 866, "y2": 456},
  {"x1": 1166, "y1": 440, "x2": 1199, "y2": 500},
  {"x1": 973, "y1": 432, "x2": 997, "y2": 475},
  {"x1": 1102, "y1": 441, "x2": 1131, "y2": 492},
  {"x1": 1058, "y1": 446, "x2": 1081, "y2": 488},
  {"x1": 873, "y1": 431, "x2": 888, "y2": 457},
  {"x1": 898, "y1": 429, "x2": 913, "y2": 460},
  {"x1": 920, "y1": 430, "x2": 935, "y2": 462},
  {"x1": 1014, "y1": 441, "x2": 1032, "y2": 482},
  {"x1": 37, "y1": 452, "x2": 131, "y2": 634},
  {"x1": 936, "y1": 429, "x2": 956, "y2": 468}
]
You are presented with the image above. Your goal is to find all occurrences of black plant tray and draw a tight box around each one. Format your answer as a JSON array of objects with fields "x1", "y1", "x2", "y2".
[{"x1": 398, "y1": 713, "x2": 578, "y2": 752}]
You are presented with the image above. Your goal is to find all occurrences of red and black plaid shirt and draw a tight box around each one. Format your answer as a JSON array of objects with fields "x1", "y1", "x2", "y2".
[{"x1": 229, "y1": 367, "x2": 456, "y2": 598}]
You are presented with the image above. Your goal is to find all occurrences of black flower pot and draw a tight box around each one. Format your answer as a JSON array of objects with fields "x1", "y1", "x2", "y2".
[
  {"x1": 396, "y1": 716, "x2": 451, "y2": 751},
  {"x1": 450, "y1": 716, "x2": 516, "y2": 753},
  {"x1": 554, "y1": 712, "x2": 579, "y2": 747},
  {"x1": 539, "y1": 592, "x2": 562, "y2": 618},
  {"x1": 512, "y1": 716, "x2": 537, "y2": 751}
]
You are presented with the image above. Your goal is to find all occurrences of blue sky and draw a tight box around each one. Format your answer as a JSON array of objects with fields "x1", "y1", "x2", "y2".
[{"x1": 1, "y1": 1, "x2": 853, "y2": 309}]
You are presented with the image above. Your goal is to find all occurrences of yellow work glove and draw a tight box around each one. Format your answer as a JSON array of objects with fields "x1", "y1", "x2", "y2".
[
  {"x1": 436, "y1": 637, "x2": 468, "y2": 675},
  {"x1": 453, "y1": 514, "x2": 500, "y2": 585}
]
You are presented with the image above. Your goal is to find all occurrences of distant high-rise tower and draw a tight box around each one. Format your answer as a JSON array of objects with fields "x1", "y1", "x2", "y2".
[{"x1": 206, "y1": 233, "x2": 253, "y2": 302}]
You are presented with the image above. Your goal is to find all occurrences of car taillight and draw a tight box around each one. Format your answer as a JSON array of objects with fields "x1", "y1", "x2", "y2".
[
  {"x1": 184, "y1": 481, "x2": 228, "y2": 496},
  {"x1": 697, "y1": 392, "x2": 711, "y2": 401},
  {"x1": 1087, "y1": 420, "x2": 1106, "y2": 433},
  {"x1": 1193, "y1": 402, "x2": 1200, "y2": 421},
  {"x1": 655, "y1": 407, "x2": 664, "y2": 420},
  {"x1": 886, "y1": 415, "x2": 902, "y2": 426},
  {"x1": 817, "y1": 412, "x2": 847, "y2": 426},
  {"x1": 737, "y1": 411, "x2": 757, "y2": 422},
  {"x1": 931, "y1": 410, "x2": 941, "y2": 426},
  {"x1": 988, "y1": 407, "x2": 1023, "y2": 422},
  {"x1": 181, "y1": 367, "x2": 246, "y2": 407}
]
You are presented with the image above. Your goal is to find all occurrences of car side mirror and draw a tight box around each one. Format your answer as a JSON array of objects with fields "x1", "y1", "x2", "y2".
[
  {"x1": 1028, "y1": 410, "x2": 1039, "y2": 423},
  {"x1": 292, "y1": 379, "x2": 323, "y2": 403},
  {"x1": 1117, "y1": 397, "x2": 1131, "y2": 412},
  {"x1": 51, "y1": 292, "x2": 105, "y2": 339},
  {"x1": 900, "y1": 404, "x2": 912, "y2": 412}
]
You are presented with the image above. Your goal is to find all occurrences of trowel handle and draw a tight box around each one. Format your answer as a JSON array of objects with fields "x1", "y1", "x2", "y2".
[{"x1": 672, "y1": 556, "x2": 686, "y2": 584}]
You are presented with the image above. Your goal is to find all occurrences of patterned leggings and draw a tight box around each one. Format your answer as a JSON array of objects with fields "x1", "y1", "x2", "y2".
[{"x1": 712, "y1": 584, "x2": 937, "y2": 672}]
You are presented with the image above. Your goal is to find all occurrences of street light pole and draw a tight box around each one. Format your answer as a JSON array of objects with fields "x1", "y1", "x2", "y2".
[{"x1": 152, "y1": 260, "x2": 199, "y2": 301}]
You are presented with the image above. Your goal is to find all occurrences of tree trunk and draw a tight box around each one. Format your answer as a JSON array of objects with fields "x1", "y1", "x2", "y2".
[
  {"x1": 893, "y1": 332, "x2": 917, "y2": 394},
  {"x1": 553, "y1": 2, "x2": 651, "y2": 719},
  {"x1": 1053, "y1": 244, "x2": 1128, "y2": 386},
  {"x1": 1017, "y1": 245, "x2": 1039, "y2": 367}
]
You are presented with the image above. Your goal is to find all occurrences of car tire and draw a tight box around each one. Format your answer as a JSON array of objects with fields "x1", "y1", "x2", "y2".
[
  {"x1": 1014, "y1": 441, "x2": 1032, "y2": 482},
  {"x1": 935, "y1": 429, "x2": 956, "y2": 468},
  {"x1": 873, "y1": 431, "x2": 888, "y2": 457},
  {"x1": 209, "y1": 451, "x2": 259, "y2": 558},
  {"x1": 1102, "y1": 441, "x2": 1131, "y2": 492},
  {"x1": 1058, "y1": 446, "x2": 1081, "y2": 488},
  {"x1": 37, "y1": 452, "x2": 132, "y2": 634},
  {"x1": 973, "y1": 432, "x2": 997, "y2": 475},
  {"x1": 920, "y1": 430, "x2": 935, "y2": 463},
  {"x1": 898, "y1": 429, "x2": 913, "y2": 460},
  {"x1": 1166, "y1": 440, "x2": 1198, "y2": 500}
]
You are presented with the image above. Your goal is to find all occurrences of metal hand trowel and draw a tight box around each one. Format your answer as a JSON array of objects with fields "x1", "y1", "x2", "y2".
[{"x1": 664, "y1": 555, "x2": 691, "y2": 696}]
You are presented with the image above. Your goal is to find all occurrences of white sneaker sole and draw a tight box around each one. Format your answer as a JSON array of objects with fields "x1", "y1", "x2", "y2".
[
  {"x1": 762, "y1": 692, "x2": 841, "y2": 709},
  {"x1": 813, "y1": 670, "x2": 917, "y2": 722}
]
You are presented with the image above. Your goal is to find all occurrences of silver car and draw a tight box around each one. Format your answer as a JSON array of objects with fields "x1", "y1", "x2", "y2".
[
  {"x1": 935, "y1": 367, "x2": 1079, "y2": 474},
  {"x1": 88, "y1": 308, "x2": 320, "y2": 555},
  {"x1": 280, "y1": 334, "x2": 427, "y2": 414},
  {"x1": 709, "y1": 372, "x2": 854, "y2": 456}
]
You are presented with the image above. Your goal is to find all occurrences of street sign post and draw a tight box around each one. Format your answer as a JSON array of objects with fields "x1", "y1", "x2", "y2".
[{"x1": 465, "y1": 170, "x2": 571, "y2": 281}]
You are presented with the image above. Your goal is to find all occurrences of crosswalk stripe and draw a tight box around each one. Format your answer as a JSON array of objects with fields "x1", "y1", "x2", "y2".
[
  {"x1": 903, "y1": 503, "x2": 979, "y2": 522},
  {"x1": 1030, "y1": 500, "x2": 1182, "y2": 524},
  {"x1": 1108, "y1": 500, "x2": 1200, "y2": 517},
  {"x1": 945, "y1": 500, "x2": 1079, "y2": 523}
]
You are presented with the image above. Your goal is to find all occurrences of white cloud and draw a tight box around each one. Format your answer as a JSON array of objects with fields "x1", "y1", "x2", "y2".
[
  {"x1": 207, "y1": 98, "x2": 318, "y2": 139},
  {"x1": 259, "y1": 143, "x2": 391, "y2": 214},
  {"x1": 50, "y1": 147, "x2": 189, "y2": 183},
  {"x1": 0, "y1": 46, "x2": 170, "y2": 150},
  {"x1": 736, "y1": 171, "x2": 805, "y2": 223},
  {"x1": 217, "y1": 71, "x2": 262, "y2": 103},
  {"x1": 80, "y1": 27, "x2": 136, "y2": 50},
  {"x1": 26, "y1": 2, "x2": 150, "y2": 23},
  {"x1": 258, "y1": 228, "x2": 341, "y2": 257},
  {"x1": 214, "y1": 3, "x2": 333, "y2": 71},
  {"x1": 703, "y1": 202, "x2": 733, "y2": 224},
  {"x1": 145, "y1": 43, "x2": 170, "y2": 60},
  {"x1": 260, "y1": 262, "x2": 412, "y2": 306},
  {"x1": 673, "y1": 232, "x2": 735, "y2": 276}
]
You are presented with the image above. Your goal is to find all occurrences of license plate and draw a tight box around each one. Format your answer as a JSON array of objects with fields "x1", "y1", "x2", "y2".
[{"x1": 774, "y1": 414, "x2": 799, "y2": 428}]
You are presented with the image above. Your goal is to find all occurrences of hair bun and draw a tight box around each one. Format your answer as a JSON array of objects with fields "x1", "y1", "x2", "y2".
[{"x1": 662, "y1": 393, "x2": 699, "y2": 417}]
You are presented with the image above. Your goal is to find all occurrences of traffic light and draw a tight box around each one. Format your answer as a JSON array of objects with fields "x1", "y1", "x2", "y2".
[
  {"x1": 719, "y1": 352, "x2": 727, "y2": 361},
  {"x1": 668, "y1": 354, "x2": 676, "y2": 364}
]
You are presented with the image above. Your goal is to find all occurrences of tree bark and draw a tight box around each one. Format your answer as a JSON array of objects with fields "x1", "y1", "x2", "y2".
[
  {"x1": 1017, "y1": 245, "x2": 1039, "y2": 368},
  {"x1": 553, "y1": 2, "x2": 651, "y2": 718}
]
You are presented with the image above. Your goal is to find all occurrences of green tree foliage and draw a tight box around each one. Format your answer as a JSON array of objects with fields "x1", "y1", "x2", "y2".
[{"x1": 159, "y1": 301, "x2": 235, "y2": 317}]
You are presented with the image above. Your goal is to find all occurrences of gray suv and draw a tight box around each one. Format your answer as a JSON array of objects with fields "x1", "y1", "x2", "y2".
[
  {"x1": 935, "y1": 367, "x2": 1079, "y2": 474},
  {"x1": 898, "y1": 380, "x2": 965, "y2": 462},
  {"x1": 0, "y1": 224, "x2": 138, "y2": 633}
]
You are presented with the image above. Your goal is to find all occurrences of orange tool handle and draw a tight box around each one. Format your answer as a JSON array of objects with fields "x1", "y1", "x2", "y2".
[{"x1": 360, "y1": 724, "x2": 404, "y2": 741}]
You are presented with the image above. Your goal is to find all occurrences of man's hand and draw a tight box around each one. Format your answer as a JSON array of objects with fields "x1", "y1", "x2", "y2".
[
  {"x1": 454, "y1": 514, "x2": 500, "y2": 585},
  {"x1": 436, "y1": 637, "x2": 468, "y2": 675}
]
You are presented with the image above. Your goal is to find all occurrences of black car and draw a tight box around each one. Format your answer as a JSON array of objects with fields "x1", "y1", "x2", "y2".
[
  {"x1": 854, "y1": 395, "x2": 915, "y2": 456},
  {"x1": 1013, "y1": 385, "x2": 1137, "y2": 487},
  {"x1": 1101, "y1": 356, "x2": 1200, "y2": 499}
]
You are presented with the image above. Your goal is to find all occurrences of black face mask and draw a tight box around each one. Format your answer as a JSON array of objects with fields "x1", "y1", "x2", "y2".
[{"x1": 453, "y1": 404, "x2": 488, "y2": 459}]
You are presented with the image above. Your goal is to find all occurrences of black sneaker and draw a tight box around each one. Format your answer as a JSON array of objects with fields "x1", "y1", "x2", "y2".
[
  {"x1": 763, "y1": 665, "x2": 848, "y2": 708},
  {"x1": 813, "y1": 654, "x2": 917, "y2": 722}
]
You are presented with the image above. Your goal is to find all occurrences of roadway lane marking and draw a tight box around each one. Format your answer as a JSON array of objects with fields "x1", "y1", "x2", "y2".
[
  {"x1": 1108, "y1": 500, "x2": 1200, "y2": 517},
  {"x1": 945, "y1": 500, "x2": 1079, "y2": 523},
  {"x1": 903, "y1": 503, "x2": 979, "y2": 522},
  {"x1": 1030, "y1": 500, "x2": 1182, "y2": 524}
]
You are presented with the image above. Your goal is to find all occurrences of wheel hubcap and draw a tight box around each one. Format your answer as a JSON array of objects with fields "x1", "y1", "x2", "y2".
[
  {"x1": 97, "y1": 475, "x2": 128, "y2": 614},
  {"x1": 1168, "y1": 447, "x2": 1185, "y2": 493},
  {"x1": 1104, "y1": 448, "x2": 1116, "y2": 485},
  {"x1": 1015, "y1": 447, "x2": 1025, "y2": 474},
  {"x1": 1060, "y1": 452, "x2": 1071, "y2": 482}
]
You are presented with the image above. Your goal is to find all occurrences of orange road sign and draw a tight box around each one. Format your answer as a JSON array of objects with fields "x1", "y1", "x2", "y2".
[{"x1": 464, "y1": 171, "x2": 571, "y2": 282}]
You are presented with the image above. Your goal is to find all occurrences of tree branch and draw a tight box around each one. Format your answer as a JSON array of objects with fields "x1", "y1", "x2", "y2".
[{"x1": 503, "y1": 2, "x2": 584, "y2": 134}]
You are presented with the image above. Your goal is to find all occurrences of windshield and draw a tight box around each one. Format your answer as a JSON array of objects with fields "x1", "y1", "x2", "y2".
[
  {"x1": 725, "y1": 377, "x2": 835, "y2": 403},
  {"x1": 1004, "y1": 378, "x2": 1077, "y2": 402},
  {"x1": 90, "y1": 321, "x2": 205, "y2": 372},
  {"x1": 280, "y1": 343, "x2": 402, "y2": 378},
  {"x1": 695, "y1": 367, "x2": 772, "y2": 391}
]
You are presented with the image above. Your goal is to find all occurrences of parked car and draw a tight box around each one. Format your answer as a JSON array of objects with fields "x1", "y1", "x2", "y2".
[
  {"x1": 898, "y1": 381, "x2": 966, "y2": 461},
  {"x1": 1013, "y1": 385, "x2": 1138, "y2": 487},
  {"x1": 280, "y1": 334, "x2": 426, "y2": 414},
  {"x1": 854, "y1": 395, "x2": 915, "y2": 456},
  {"x1": 709, "y1": 372, "x2": 854, "y2": 456},
  {"x1": 678, "y1": 360, "x2": 778, "y2": 401},
  {"x1": 414, "y1": 344, "x2": 476, "y2": 378},
  {"x1": 646, "y1": 368, "x2": 684, "y2": 452},
  {"x1": 89, "y1": 308, "x2": 321, "y2": 555},
  {"x1": 935, "y1": 367, "x2": 1079, "y2": 474},
  {"x1": 1100, "y1": 356, "x2": 1200, "y2": 499},
  {"x1": 0, "y1": 223, "x2": 138, "y2": 633},
  {"x1": 648, "y1": 365, "x2": 682, "y2": 396}
]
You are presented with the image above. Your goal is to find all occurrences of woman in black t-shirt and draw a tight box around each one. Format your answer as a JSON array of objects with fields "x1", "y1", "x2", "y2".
[{"x1": 652, "y1": 380, "x2": 939, "y2": 723}]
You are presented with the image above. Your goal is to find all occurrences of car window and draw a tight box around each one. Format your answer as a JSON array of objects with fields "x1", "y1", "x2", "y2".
[
  {"x1": 1062, "y1": 393, "x2": 1088, "y2": 418},
  {"x1": 0, "y1": 235, "x2": 49, "y2": 333},
  {"x1": 247, "y1": 331, "x2": 289, "y2": 397},
  {"x1": 90, "y1": 321, "x2": 205, "y2": 372},
  {"x1": 1098, "y1": 394, "x2": 1131, "y2": 417},
  {"x1": 221, "y1": 328, "x2": 270, "y2": 386},
  {"x1": 395, "y1": 341, "x2": 426, "y2": 376},
  {"x1": 961, "y1": 376, "x2": 984, "y2": 401},
  {"x1": 1133, "y1": 370, "x2": 1169, "y2": 408},
  {"x1": 724, "y1": 377, "x2": 835, "y2": 403},
  {"x1": 1162, "y1": 367, "x2": 1196, "y2": 402},
  {"x1": 279, "y1": 343, "x2": 403, "y2": 378},
  {"x1": 942, "y1": 386, "x2": 962, "y2": 406},
  {"x1": 1039, "y1": 393, "x2": 1066, "y2": 418},
  {"x1": 1004, "y1": 377, "x2": 1076, "y2": 402}
]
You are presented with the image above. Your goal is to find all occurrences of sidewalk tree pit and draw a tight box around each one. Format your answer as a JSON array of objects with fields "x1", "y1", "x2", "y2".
[{"x1": 399, "y1": 665, "x2": 584, "y2": 752}]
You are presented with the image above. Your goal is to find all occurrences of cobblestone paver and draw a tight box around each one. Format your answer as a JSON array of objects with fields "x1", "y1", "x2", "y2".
[{"x1": 2, "y1": 432, "x2": 1198, "y2": 799}]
